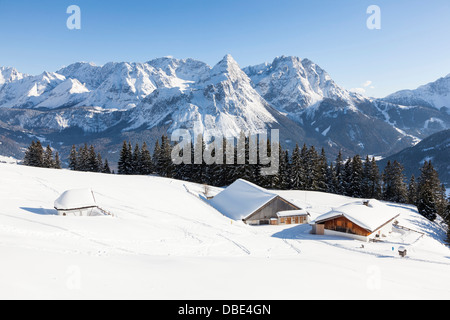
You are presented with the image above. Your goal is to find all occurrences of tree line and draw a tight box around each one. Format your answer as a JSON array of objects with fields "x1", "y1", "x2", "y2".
[
  {"x1": 68, "y1": 144, "x2": 111, "y2": 174},
  {"x1": 23, "y1": 141, "x2": 61, "y2": 169}
]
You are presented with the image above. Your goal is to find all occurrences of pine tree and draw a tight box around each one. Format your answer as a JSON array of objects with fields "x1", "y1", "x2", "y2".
[
  {"x1": 417, "y1": 161, "x2": 447, "y2": 221},
  {"x1": 417, "y1": 181, "x2": 438, "y2": 221},
  {"x1": 408, "y1": 175, "x2": 418, "y2": 205},
  {"x1": 87, "y1": 145, "x2": 99, "y2": 172},
  {"x1": 77, "y1": 144, "x2": 89, "y2": 172},
  {"x1": 273, "y1": 145, "x2": 290, "y2": 190},
  {"x1": 132, "y1": 143, "x2": 141, "y2": 174},
  {"x1": 175, "y1": 140, "x2": 193, "y2": 182},
  {"x1": 24, "y1": 141, "x2": 44, "y2": 168},
  {"x1": 437, "y1": 184, "x2": 448, "y2": 219},
  {"x1": 160, "y1": 135, "x2": 175, "y2": 178},
  {"x1": 252, "y1": 136, "x2": 265, "y2": 187},
  {"x1": 118, "y1": 141, "x2": 133, "y2": 175},
  {"x1": 96, "y1": 153, "x2": 103, "y2": 173},
  {"x1": 349, "y1": 155, "x2": 364, "y2": 198},
  {"x1": 315, "y1": 148, "x2": 328, "y2": 192},
  {"x1": 230, "y1": 132, "x2": 246, "y2": 183},
  {"x1": 102, "y1": 159, "x2": 111, "y2": 174},
  {"x1": 300, "y1": 144, "x2": 310, "y2": 189},
  {"x1": 383, "y1": 160, "x2": 408, "y2": 203},
  {"x1": 210, "y1": 137, "x2": 229, "y2": 187},
  {"x1": 370, "y1": 157, "x2": 382, "y2": 199},
  {"x1": 23, "y1": 141, "x2": 35, "y2": 167},
  {"x1": 43, "y1": 145, "x2": 54, "y2": 168},
  {"x1": 35, "y1": 141, "x2": 45, "y2": 167},
  {"x1": 155, "y1": 136, "x2": 170, "y2": 177},
  {"x1": 327, "y1": 162, "x2": 337, "y2": 194},
  {"x1": 445, "y1": 201, "x2": 450, "y2": 244},
  {"x1": 305, "y1": 145, "x2": 319, "y2": 191},
  {"x1": 222, "y1": 137, "x2": 235, "y2": 186},
  {"x1": 290, "y1": 144, "x2": 303, "y2": 190},
  {"x1": 69, "y1": 145, "x2": 78, "y2": 170},
  {"x1": 361, "y1": 156, "x2": 381, "y2": 199},
  {"x1": 342, "y1": 158, "x2": 353, "y2": 197},
  {"x1": 140, "y1": 142, "x2": 153, "y2": 175},
  {"x1": 24, "y1": 141, "x2": 42, "y2": 167},
  {"x1": 152, "y1": 140, "x2": 161, "y2": 175},
  {"x1": 54, "y1": 152, "x2": 62, "y2": 169},
  {"x1": 333, "y1": 150, "x2": 345, "y2": 195},
  {"x1": 281, "y1": 149, "x2": 291, "y2": 190},
  {"x1": 362, "y1": 155, "x2": 373, "y2": 198}
]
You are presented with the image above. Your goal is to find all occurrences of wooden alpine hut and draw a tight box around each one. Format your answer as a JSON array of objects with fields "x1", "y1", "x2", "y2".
[
  {"x1": 312, "y1": 199, "x2": 399, "y2": 242},
  {"x1": 209, "y1": 179, "x2": 305, "y2": 225}
]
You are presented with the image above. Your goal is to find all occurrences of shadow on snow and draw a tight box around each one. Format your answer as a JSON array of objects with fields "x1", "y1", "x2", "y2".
[{"x1": 20, "y1": 207, "x2": 58, "y2": 216}]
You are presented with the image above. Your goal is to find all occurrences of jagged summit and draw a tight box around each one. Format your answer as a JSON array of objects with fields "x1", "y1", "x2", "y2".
[{"x1": 0, "y1": 66, "x2": 27, "y2": 85}]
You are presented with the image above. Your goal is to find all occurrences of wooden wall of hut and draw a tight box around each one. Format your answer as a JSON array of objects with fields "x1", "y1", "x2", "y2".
[
  {"x1": 244, "y1": 196, "x2": 299, "y2": 223},
  {"x1": 322, "y1": 216, "x2": 371, "y2": 237}
]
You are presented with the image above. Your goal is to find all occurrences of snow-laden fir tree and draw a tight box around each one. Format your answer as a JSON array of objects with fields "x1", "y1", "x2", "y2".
[
  {"x1": 118, "y1": 141, "x2": 133, "y2": 175},
  {"x1": 417, "y1": 161, "x2": 447, "y2": 221},
  {"x1": 382, "y1": 160, "x2": 408, "y2": 203},
  {"x1": 23, "y1": 141, "x2": 60, "y2": 169},
  {"x1": 408, "y1": 175, "x2": 418, "y2": 205},
  {"x1": 140, "y1": 142, "x2": 153, "y2": 175}
]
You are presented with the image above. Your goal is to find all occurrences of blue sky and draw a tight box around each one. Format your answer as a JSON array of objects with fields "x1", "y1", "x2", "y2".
[{"x1": 0, "y1": 0, "x2": 449, "y2": 97}]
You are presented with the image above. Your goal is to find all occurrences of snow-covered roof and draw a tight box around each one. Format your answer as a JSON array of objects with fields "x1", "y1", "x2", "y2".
[
  {"x1": 276, "y1": 210, "x2": 309, "y2": 218},
  {"x1": 208, "y1": 179, "x2": 278, "y2": 220},
  {"x1": 313, "y1": 199, "x2": 399, "y2": 233},
  {"x1": 54, "y1": 188, "x2": 97, "y2": 210}
]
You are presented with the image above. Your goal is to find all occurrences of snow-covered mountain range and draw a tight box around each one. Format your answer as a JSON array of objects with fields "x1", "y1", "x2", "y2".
[
  {"x1": 0, "y1": 55, "x2": 449, "y2": 162},
  {"x1": 383, "y1": 74, "x2": 450, "y2": 112}
]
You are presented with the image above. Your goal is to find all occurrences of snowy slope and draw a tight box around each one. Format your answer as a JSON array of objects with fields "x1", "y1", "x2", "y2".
[{"x1": 0, "y1": 163, "x2": 449, "y2": 299}]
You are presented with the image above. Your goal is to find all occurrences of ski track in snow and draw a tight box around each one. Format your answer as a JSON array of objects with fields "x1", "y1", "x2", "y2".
[
  {"x1": 283, "y1": 238, "x2": 302, "y2": 254},
  {"x1": 33, "y1": 177, "x2": 60, "y2": 195},
  {"x1": 218, "y1": 234, "x2": 251, "y2": 255}
]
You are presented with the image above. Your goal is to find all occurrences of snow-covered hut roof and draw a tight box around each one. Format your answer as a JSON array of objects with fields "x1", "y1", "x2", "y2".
[
  {"x1": 208, "y1": 179, "x2": 278, "y2": 220},
  {"x1": 276, "y1": 209, "x2": 309, "y2": 218},
  {"x1": 313, "y1": 199, "x2": 399, "y2": 233},
  {"x1": 54, "y1": 188, "x2": 97, "y2": 210}
]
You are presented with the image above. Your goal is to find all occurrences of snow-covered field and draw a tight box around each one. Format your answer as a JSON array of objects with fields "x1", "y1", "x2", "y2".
[{"x1": 0, "y1": 163, "x2": 449, "y2": 300}]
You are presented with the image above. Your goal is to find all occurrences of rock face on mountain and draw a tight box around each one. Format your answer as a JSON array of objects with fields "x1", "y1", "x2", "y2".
[{"x1": 0, "y1": 55, "x2": 449, "y2": 164}]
